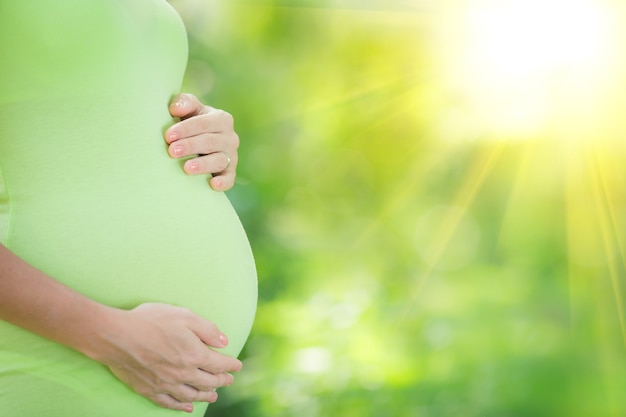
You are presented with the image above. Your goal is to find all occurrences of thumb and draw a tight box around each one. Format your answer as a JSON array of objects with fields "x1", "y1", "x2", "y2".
[{"x1": 169, "y1": 93, "x2": 207, "y2": 119}]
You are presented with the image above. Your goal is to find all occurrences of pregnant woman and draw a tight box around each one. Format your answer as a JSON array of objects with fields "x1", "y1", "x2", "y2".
[{"x1": 0, "y1": 1, "x2": 257, "y2": 416}]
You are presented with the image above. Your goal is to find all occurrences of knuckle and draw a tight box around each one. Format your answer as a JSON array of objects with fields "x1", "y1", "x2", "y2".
[
  {"x1": 200, "y1": 115, "x2": 213, "y2": 132},
  {"x1": 201, "y1": 134, "x2": 218, "y2": 152},
  {"x1": 187, "y1": 352, "x2": 207, "y2": 368},
  {"x1": 173, "y1": 367, "x2": 191, "y2": 383},
  {"x1": 188, "y1": 379, "x2": 209, "y2": 392},
  {"x1": 231, "y1": 132, "x2": 240, "y2": 148},
  {"x1": 185, "y1": 390, "x2": 202, "y2": 403},
  {"x1": 217, "y1": 109, "x2": 234, "y2": 127},
  {"x1": 224, "y1": 112, "x2": 235, "y2": 126},
  {"x1": 220, "y1": 155, "x2": 230, "y2": 172},
  {"x1": 195, "y1": 381, "x2": 215, "y2": 393}
]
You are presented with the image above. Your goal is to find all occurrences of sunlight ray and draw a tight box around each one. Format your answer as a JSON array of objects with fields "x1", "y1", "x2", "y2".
[
  {"x1": 407, "y1": 142, "x2": 506, "y2": 307},
  {"x1": 492, "y1": 140, "x2": 533, "y2": 250},
  {"x1": 565, "y1": 141, "x2": 599, "y2": 335},
  {"x1": 593, "y1": 147, "x2": 626, "y2": 278},
  {"x1": 346, "y1": 82, "x2": 430, "y2": 246},
  {"x1": 300, "y1": 76, "x2": 415, "y2": 122},
  {"x1": 590, "y1": 147, "x2": 626, "y2": 349}
]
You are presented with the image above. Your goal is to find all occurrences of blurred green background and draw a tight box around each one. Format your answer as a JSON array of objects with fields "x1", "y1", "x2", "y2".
[{"x1": 170, "y1": 1, "x2": 626, "y2": 416}]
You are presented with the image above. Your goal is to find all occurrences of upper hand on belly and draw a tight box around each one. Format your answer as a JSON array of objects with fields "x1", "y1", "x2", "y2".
[{"x1": 165, "y1": 93, "x2": 240, "y2": 192}]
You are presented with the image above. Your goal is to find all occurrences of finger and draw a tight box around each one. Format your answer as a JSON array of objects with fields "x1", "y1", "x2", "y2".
[
  {"x1": 169, "y1": 384, "x2": 220, "y2": 404},
  {"x1": 209, "y1": 171, "x2": 236, "y2": 192},
  {"x1": 200, "y1": 350, "x2": 243, "y2": 374},
  {"x1": 168, "y1": 93, "x2": 207, "y2": 119},
  {"x1": 167, "y1": 133, "x2": 225, "y2": 158},
  {"x1": 187, "y1": 370, "x2": 235, "y2": 392},
  {"x1": 187, "y1": 389, "x2": 219, "y2": 404},
  {"x1": 184, "y1": 316, "x2": 242, "y2": 372},
  {"x1": 165, "y1": 111, "x2": 236, "y2": 144},
  {"x1": 183, "y1": 152, "x2": 235, "y2": 176},
  {"x1": 151, "y1": 393, "x2": 195, "y2": 413},
  {"x1": 185, "y1": 314, "x2": 230, "y2": 349}
]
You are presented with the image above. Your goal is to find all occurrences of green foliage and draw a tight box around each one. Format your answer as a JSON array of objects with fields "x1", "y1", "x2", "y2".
[{"x1": 171, "y1": 1, "x2": 626, "y2": 416}]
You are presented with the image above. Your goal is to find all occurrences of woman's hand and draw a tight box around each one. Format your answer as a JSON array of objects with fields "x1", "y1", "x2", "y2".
[
  {"x1": 165, "y1": 93, "x2": 239, "y2": 191},
  {"x1": 0, "y1": 248, "x2": 242, "y2": 414},
  {"x1": 90, "y1": 303, "x2": 242, "y2": 413}
]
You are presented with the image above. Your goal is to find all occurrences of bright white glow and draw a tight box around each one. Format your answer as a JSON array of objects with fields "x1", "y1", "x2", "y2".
[
  {"x1": 437, "y1": 0, "x2": 620, "y2": 141},
  {"x1": 294, "y1": 347, "x2": 332, "y2": 374},
  {"x1": 467, "y1": 0, "x2": 607, "y2": 78}
]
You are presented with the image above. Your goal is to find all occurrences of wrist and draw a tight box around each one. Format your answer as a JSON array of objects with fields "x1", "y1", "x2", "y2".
[{"x1": 70, "y1": 303, "x2": 126, "y2": 362}]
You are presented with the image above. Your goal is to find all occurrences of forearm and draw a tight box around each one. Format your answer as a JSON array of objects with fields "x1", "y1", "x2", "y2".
[
  {"x1": 0, "y1": 243, "x2": 116, "y2": 358},
  {"x1": 0, "y1": 244, "x2": 241, "y2": 411}
]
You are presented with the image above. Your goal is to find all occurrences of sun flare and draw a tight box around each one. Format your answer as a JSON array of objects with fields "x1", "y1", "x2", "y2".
[
  {"x1": 467, "y1": 0, "x2": 608, "y2": 78},
  {"x1": 436, "y1": 0, "x2": 623, "y2": 141}
]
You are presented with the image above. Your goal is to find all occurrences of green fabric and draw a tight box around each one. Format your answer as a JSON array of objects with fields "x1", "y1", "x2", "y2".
[{"x1": 0, "y1": 1, "x2": 257, "y2": 415}]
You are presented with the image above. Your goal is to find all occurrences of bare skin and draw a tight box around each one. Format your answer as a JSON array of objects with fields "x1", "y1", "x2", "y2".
[
  {"x1": 167, "y1": 93, "x2": 240, "y2": 191},
  {"x1": 0, "y1": 94, "x2": 244, "y2": 413},
  {"x1": 0, "y1": 245, "x2": 242, "y2": 412}
]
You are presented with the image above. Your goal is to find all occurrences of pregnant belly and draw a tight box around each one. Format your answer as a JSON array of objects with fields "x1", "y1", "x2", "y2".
[{"x1": 6, "y1": 168, "x2": 258, "y2": 358}]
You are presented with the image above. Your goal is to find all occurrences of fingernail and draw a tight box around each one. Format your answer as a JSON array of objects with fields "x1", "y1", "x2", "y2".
[
  {"x1": 184, "y1": 404, "x2": 194, "y2": 413},
  {"x1": 172, "y1": 144, "x2": 184, "y2": 157},
  {"x1": 168, "y1": 130, "x2": 180, "y2": 142},
  {"x1": 219, "y1": 333, "x2": 229, "y2": 346},
  {"x1": 211, "y1": 177, "x2": 223, "y2": 190},
  {"x1": 186, "y1": 161, "x2": 199, "y2": 173},
  {"x1": 174, "y1": 99, "x2": 185, "y2": 108}
]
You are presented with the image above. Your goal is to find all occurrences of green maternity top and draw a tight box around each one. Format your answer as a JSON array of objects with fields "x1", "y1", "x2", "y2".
[{"x1": 0, "y1": 1, "x2": 257, "y2": 416}]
